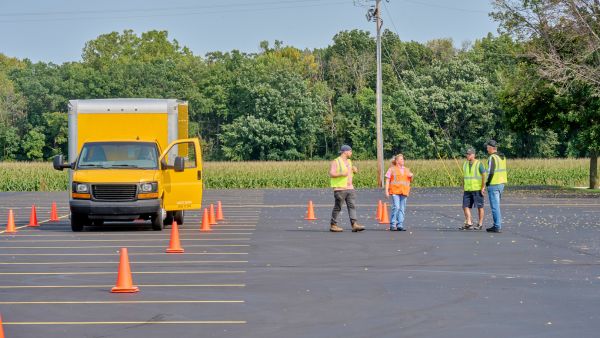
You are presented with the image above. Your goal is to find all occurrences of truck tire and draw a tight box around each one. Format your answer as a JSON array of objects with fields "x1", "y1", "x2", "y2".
[
  {"x1": 174, "y1": 210, "x2": 184, "y2": 225},
  {"x1": 163, "y1": 211, "x2": 174, "y2": 227},
  {"x1": 71, "y1": 213, "x2": 87, "y2": 232},
  {"x1": 151, "y1": 213, "x2": 163, "y2": 231}
]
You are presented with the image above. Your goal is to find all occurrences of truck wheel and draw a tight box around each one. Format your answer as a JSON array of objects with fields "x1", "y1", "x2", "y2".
[
  {"x1": 71, "y1": 213, "x2": 87, "y2": 232},
  {"x1": 151, "y1": 213, "x2": 163, "y2": 231},
  {"x1": 163, "y1": 211, "x2": 174, "y2": 226},
  {"x1": 174, "y1": 211, "x2": 184, "y2": 225}
]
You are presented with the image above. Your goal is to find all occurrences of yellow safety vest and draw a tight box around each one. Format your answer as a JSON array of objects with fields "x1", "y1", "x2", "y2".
[
  {"x1": 463, "y1": 160, "x2": 483, "y2": 191},
  {"x1": 489, "y1": 154, "x2": 507, "y2": 185},
  {"x1": 330, "y1": 157, "x2": 352, "y2": 188}
]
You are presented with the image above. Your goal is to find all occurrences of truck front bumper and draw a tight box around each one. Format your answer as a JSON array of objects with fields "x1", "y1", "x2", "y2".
[{"x1": 70, "y1": 199, "x2": 161, "y2": 221}]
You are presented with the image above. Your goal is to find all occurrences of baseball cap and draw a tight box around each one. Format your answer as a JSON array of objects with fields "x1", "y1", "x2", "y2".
[
  {"x1": 485, "y1": 140, "x2": 498, "y2": 148},
  {"x1": 339, "y1": 145, "x2": 352, "y2": 153}
]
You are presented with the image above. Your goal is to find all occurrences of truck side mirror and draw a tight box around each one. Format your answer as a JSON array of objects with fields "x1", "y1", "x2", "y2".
[
  {"x1": 53, "y1": 155, "x2": 73, "y2": 171},
  {"x1": 53, "y1": 155, "x2": 70, "y2": 171},
  {"x1": 174, "y1": 156, "x2": 185, "y2": 172}
]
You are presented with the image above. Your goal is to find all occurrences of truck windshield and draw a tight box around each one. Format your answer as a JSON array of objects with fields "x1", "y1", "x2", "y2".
[{"x1": 77, "y1": 142, "x2": 159, "y2": 169}]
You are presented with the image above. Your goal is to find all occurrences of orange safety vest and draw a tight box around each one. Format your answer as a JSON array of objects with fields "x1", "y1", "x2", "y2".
[{"x1": 389, "y1": 166, "x2": 412, "y2": 196}]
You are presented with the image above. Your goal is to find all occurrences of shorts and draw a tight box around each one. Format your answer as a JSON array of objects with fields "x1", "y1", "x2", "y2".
[{"x1": 463, "y1": 191, "x2": 484, "y2": 209}]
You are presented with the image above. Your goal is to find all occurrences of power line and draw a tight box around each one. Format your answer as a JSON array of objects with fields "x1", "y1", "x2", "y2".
[
  {"x1": 399, "y1": 0, "x2": 489, "y2": 14},
  {"x1": 382, "y1": 0, "x2": 462, "y2": 176},
  {"x1": 381, "y1": 39, "x2": 458, "y2": 184},
  {"x1": 0, "y1": 0, "x2": 335, "y2": 17},
  {"x1": 0, "y1": 0, "x2": 348, "y2": 24}
]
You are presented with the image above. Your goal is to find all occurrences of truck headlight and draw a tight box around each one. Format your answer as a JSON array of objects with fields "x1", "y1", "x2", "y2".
[
  {"x1": 139, "y1": 182, "x2": 158, "y2": 193},
  {"x1": 75, "y1": 183, "x2": 89, "y2": 193}
]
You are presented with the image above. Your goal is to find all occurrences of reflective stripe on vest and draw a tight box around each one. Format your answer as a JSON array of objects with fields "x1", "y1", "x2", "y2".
[
  {"x1": 463, "y1": 160, "x2": 482, "y2": 191},
  {"x1": 389, "y1": 166, "x2": 411, "y2": 196},
  {"x1": 330, "y1": 157, "x2": 352, "y2": 188},
  {"x1": 489, "y1": 154, "x2": 507, "y2": 185}
]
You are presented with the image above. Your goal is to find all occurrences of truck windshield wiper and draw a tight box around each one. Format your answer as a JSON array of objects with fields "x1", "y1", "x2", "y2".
[
  {"x1": 79, "y1": 164, "x2": 105, "y2": 167},
  {"x1": 109, "y1": 164, "x2": 141, "y2": 168}
]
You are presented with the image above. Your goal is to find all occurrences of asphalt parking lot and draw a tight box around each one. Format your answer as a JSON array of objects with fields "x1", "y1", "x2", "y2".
[{"x1": 1, "y1": 188, "x2": 599, "y2": 338}]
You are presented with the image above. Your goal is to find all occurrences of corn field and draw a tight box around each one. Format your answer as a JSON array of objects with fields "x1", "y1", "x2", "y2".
[{"x1": 0, "y1": 159, "x2": 591, "y2": 192}]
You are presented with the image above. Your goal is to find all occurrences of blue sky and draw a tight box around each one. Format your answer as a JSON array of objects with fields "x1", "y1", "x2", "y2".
[{"x1": 0, "y1": 0, "x2": 498, "y2": 63}]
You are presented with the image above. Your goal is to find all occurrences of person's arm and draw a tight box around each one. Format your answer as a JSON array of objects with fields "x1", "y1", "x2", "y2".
[
  {"x1": 486, "y1": 157, "x2": 495, "y2": 187},
  {"x1": 407, "y1": 168, "x2": 413, "y2": 181},
  {"x1": 480, "y1": 163, "x2": 486, "y2": 194},
  {"x1": 384, "y1": 167, "x2": 392, "y2": 197},
  {"x1": 385, "y1": 178, "x2": 391, "y2": 198}
]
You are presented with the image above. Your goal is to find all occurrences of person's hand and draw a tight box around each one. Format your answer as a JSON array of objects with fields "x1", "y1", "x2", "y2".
[
  {"x1": 481, "y1": 187, "x2": 486, "y2": 196},
  {"x1": 352, "y1": 166, "x2": 358, "y2": 174},
  {"x1": 408, "y1": 172, "x2": 414, "y2": 178},
  {"x1": 385, "y1": 191, "x2": 390, "y2": 198}
]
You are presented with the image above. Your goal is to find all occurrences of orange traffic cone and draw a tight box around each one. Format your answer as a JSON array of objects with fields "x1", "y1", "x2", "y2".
[
  {"x1": 166, "y1": 221, "x2": 184, "y2": 253},
  {"x1": 201, "y1": 208, "x2": 211, "y2": 232},
  {"x1": 304, "y1": 200, "x2": 317, "y2": 220},
  {"x1": 5, "y1": 210, "x2": 16, "y2": 234},
  {"x1": 50, "y1": 202, "x2": 59, "y2": 222},
  {"x1": 376, "y1": 200, "x2": 383, "y2": 221},
  {"x1": 379, "y1": 203, "x2": 390, "y2": 224},
  {"x1": 216, "y1": 201, "x2": 224, "y2": 221},
  {"x1": 209, "y1": 204, "x2": 217, "y2": 225},
  {"x1": 0, "y1": 313, "x2": 5, "y2": 338},
  {"x1": 111, "y1": 248, "x2": 139, "y2": 293},
  {"x1": 28, "y1": 205, "x2": 39, "y2": 227}
]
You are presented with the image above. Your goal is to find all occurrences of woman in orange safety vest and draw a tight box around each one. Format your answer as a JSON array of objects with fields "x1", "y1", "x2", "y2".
[{"x1": 384, "y1": 154, "x2": 413, "y2": 231}]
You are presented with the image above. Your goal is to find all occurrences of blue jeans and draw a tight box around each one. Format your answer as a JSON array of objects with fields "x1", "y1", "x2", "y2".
[
  {"x1": 487, "y1": 184, "x2": 504, "y2": 229},
  {"x1": 391, "y1": 194, "x2": 407, "y2": 229}
]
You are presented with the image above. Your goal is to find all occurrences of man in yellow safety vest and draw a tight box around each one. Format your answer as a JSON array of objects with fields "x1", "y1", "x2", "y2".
[
  {"x1": 329, "y1": 145, "x2": 365, "y2": 233},
  {"x1": 485, "y1": 140, "x2": 507, "y2": 233},
  {"x1": 459, "y1": 148, "x2": 486, "y2": 230}
]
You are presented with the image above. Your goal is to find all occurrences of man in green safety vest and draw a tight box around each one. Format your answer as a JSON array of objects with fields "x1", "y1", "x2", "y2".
[
  {"x1": 328, "y1": 145, "x2": 365, "y2": 233},
  {"x1": 460, "y1": 148, "x2": 487, "y2": 230},
  {"x1": 485, "y1": 140, "x2": 507, "y2": 233}
]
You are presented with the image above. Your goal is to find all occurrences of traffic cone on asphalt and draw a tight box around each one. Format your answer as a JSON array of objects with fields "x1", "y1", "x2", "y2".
[
  {"x1": 376, "y1": 200, "x2": 383, "y2": 221},
  {"x1": 379, "y1": 203, "x2": 390, "y2": 224},
  {"x1": 216, "y1": 201, "x2": 224, "y2": 221},
  {"x1": 111, "y1": 248, "x2": 139, "y2": 293},
  {"x1": 209, "y1": 204, "x2": 217, "y2": 225},
  {"x1": 304, "y1": 200, "x2": 317, "y2": 220},
  {"x1": 50, "y1": 202, "x2": 59, "y2": 222},
  {"x1": 201, "y1": 208, "x2": 211, "y2": 232},
  {"x1": 166, "y1": 221, "x2": 184, "y2": 253},
  {"x1": 0, "y1": 313, "x2": 5, "y2": 338},
  {"x1": 5, "y1": 210, "x2": 16, "y2": 234},
  {"x1": 28, "y1": 205, "x2": 39, "y2": 227}
]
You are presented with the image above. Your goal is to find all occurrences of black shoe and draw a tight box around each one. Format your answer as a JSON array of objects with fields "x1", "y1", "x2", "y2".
[
  {"x1": 486, "y1": 226, "x2": 501, "y2": 233},
  {"x1": 397, "y1": 227, "x2": 407, "y2": 231}
]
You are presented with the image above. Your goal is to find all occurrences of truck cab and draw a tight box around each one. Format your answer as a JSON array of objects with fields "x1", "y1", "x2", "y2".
[{"x1": 53, "y1": 99, "x2": 202, "y2": 231}]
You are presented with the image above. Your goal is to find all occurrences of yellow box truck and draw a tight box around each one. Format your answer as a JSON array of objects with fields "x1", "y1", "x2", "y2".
[{"x1": 53, "y1": 98, "x2": 202, "y2": 232}]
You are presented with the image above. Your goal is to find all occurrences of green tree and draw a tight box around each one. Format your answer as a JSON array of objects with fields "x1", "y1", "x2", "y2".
[
  {"x1": 42, "y1": 112, "x2": 68, "y2": 157},
  {"x1": 21, "y1": 127, "x2": 46, "y2": 160},
  {"x1": 492, "y1": 0, "x2": 600, "y2": 188}
]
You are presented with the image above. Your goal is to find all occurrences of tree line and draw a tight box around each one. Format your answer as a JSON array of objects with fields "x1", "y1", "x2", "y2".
[{"x1": 0, "y1": 1, "x2": 598, "y2": 187}]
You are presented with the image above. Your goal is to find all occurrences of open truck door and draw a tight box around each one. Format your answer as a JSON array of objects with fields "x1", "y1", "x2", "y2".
[{"x1": 160, "y1": 138, "x2": 203, "y2": 212}]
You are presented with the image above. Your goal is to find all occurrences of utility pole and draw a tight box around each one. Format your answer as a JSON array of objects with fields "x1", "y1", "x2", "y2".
[{"x1": 367, "y1": 0, "x2": 385, "y2": 187}]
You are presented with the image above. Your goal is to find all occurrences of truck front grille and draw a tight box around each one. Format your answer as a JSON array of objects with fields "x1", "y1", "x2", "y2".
[{"x1": 92, "y1": 184, "x2": 137, "y2": 201}]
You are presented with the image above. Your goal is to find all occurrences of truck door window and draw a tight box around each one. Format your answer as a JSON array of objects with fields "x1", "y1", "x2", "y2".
[{"x1": 164, "y1": 141, "x2": 197, "y2": 169}]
